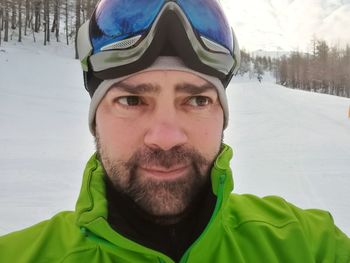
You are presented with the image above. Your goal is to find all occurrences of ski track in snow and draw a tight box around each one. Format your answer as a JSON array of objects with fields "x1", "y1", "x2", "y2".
[{"x1": 0, "y1": 42, "x2": 349, "y2": 236}]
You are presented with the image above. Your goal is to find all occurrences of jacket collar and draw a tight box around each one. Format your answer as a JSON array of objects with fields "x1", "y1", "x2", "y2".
[{"x1": 75, "y1": 143, "x2": 234, "y2": 231}]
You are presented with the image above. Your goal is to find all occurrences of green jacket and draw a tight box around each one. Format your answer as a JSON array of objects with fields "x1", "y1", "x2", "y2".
[{"x1": 0, "y1": 145, "x2": 349, "y2": 262}]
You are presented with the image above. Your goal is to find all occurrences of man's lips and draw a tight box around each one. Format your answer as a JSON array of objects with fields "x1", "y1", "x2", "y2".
[{"x1": 138, "y1": 165, "x2": 190, "y2": 179}]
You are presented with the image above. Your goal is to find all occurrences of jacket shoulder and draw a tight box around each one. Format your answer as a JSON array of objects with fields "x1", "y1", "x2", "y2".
[
  {"x1": 223, "y1": 193, "x2": 350, "y2": 262},
  {"x1": 0, "y1": 211, "x2": 93, "y2": 263},
  {"x1": 226, "y1": 194, "x2": 343, "y2": 228},
  {"x1": 227, "y1": 194, "x2": 299, "y2": 227}
]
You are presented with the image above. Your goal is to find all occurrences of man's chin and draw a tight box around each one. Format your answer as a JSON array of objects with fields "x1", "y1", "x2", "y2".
[
  {"x1": 130, "y1": 180, "x2": 190, "y2": 222},
  {"x1": 134, "y1": 192, "x2": 191, "y2": 225}
]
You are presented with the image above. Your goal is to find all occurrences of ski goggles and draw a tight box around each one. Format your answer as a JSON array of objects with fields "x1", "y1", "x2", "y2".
[{"x1": 77, "y1": 0, "x2": 240, "y2": 90}]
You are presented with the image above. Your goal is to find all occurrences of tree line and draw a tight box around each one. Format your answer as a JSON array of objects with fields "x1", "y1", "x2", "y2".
[
  {"x1": 275, "y1": 40, "x2": 350, "y2": 98},
  {"x1": 238, "y1": 50, "x2": 274, "y2": 80},
  {"x1": 0, "y1": 0, "x2": 97, "y2": 49},
  {"x1": 238, "y1": 40, "x2": 350, "y2": 98}
]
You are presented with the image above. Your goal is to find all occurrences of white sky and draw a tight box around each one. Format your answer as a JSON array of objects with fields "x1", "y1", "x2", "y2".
[{"x1": 222, "y1": 0, "x2": 350, "y2": 52}]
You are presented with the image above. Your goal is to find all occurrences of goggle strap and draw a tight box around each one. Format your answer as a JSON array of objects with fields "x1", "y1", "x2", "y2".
[{"x1": 77, "y1": 21, "x2": 93, "y2": 71}]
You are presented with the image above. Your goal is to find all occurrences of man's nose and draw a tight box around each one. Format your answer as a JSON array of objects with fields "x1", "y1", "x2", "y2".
[{"x1": 144, "y1": 108, "x2": 188, "y2": 151}]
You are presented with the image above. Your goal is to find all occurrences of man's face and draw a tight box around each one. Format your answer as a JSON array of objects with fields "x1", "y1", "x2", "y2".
[{"x1": 95, "y1": 70, "x2": 224, "y2": 223}]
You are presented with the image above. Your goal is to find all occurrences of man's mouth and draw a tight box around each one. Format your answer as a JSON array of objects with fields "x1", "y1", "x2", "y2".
[{"x1": 138, "y1": 165, "x2": 190, "y2": 180}]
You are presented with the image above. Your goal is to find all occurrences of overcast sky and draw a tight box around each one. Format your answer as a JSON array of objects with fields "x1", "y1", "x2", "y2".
[{"x1": 222, "y1": 0, "x2": 350, "y2": 52}]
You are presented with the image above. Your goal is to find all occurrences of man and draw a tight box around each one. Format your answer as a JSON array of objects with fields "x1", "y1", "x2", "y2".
[{"x1": 1, "y1": 0, "x2": 349, "y2": 262}]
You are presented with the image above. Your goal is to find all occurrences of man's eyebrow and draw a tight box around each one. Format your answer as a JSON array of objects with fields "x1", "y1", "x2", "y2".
[
  {"x1": 111, "y1": 82, "x2": 160, "y2": 94},
  {"x1": 175, "y1": 83, "x2": 216, "y2": 94}
]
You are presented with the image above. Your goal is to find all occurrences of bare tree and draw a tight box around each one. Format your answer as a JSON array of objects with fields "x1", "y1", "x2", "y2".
[
  {"x1": 43, "y1": 0, "x2": 50, "y2": 45},
  {"x1": 342, "y1": 45, "x2": 350, "y2": 97},
  {"x1": 65, "y1": 0, "x2": 68, "y2": 45},
  {"x1": 75, "y1": 0, "x2": 81, "y2": 58},
  {"x1": 0, "y1": 1, "x2": 3, "y2": 45},
  {"x1": 279, "y1": 56, "x2": 288, "y2": 85},
  {"x1": 10, "y1": 0, "x2": 15, "y2": 30},
  {"x1": 24, "y1": 0, "x2": 30, "y2": 35},
  {"x1": 4, "y1": 0, "x2": 8, "y2": 41},
  {"x1": 51, "y1": 0, "x2": 60, "y2": 41},
  {"x1": 18, "y1": 0, "x2": 22, "y2": 42},
  {"x1": 237, "y1": 50, "x2": 251, "y2": 76},
  {"x1": 34, "y1": 0, "x2": 41, "y2": 33},
  {"x1": 46, "y1": 0, "x2": 50, "y2": 42}
]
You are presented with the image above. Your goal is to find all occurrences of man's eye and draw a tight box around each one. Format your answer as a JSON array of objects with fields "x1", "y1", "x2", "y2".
[
  {"x1": 116, "y1": 96, "x2": 142, "y2": 106},
  {"x1": 187, "y1": 96, "x2": 211, "y2": 107}
]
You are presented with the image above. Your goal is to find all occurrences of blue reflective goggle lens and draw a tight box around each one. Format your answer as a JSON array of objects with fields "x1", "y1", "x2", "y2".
[
  {"x1": 92, "y1": 0, "x2": 164, "y2": 53},
  {"x1": 91, "y1": 0, "x2": 233, "y2": 54},
  {"x1": 177, "y1": 0, "x2": 233, "y2": 53}
]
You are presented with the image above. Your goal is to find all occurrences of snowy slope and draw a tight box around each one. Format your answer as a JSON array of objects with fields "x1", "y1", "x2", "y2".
[
  {"x1": 0, "y1": 43, "x2": 349, "y2": 236},
  {"x1": 226, "y1": 75, "x2": 350, "y2": 235},
  {"x1": 0, "y1": 42, "x2": 94, "y2": 234}
]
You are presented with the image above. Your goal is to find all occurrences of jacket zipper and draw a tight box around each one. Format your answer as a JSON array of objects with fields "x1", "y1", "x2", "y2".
[{"x1": 178, "y1": 174, "x2": 226, "y2": 263}]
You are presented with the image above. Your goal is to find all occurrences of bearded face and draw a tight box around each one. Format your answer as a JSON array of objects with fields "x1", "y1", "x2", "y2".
[
  {"x1": 96, "y1": 133, "x2": 214, "y2": 222},
  {"x1": 94, "y1": 70, "x2": 224, "y2": 224}
]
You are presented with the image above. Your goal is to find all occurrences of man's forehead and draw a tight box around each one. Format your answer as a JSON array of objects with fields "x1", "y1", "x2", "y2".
[
  {"x1": 108, "y1": 70, "x2": 217, "y2": 94},
  {"x1": 109, "y1": 81, "x2": 217, "y2": 95}
]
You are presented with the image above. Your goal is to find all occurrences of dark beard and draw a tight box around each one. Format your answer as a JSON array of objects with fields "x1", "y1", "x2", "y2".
[{"x1": 96, "y1": 136, "x2": 214, "y2": 224}]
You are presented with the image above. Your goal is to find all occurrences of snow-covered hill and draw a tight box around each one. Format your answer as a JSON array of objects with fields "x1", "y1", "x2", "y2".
[
  {"x1": 0, "y1": 42, "x2": 349, "y2": 236},
  {"x1": 226, "y1": 75, "x2": 350, "y2": 235}
]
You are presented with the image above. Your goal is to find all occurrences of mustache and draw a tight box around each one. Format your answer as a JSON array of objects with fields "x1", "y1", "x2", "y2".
[{"x1": 125, "y1": 145, "x2": 210, "y2": 170}]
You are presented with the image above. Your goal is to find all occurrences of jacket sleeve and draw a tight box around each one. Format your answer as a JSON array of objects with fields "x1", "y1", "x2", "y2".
[
  {"x1": 290, "y1": 205, "x2": 350, "y2": 262},
  {"x1": 333, "y1": 224, "x2": 350, "y2": 262}
]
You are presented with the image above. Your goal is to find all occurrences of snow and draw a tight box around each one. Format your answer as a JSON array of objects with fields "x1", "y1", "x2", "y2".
[
  {"x1": 226, "y1": 74, "x2": 350, "y2": 235},
  {"x1": 0, "y1": 41, "x2": 94, "y2": 234},
  {"x1": 0, "y1": 42, "x2": 349, "y2": 237}
]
